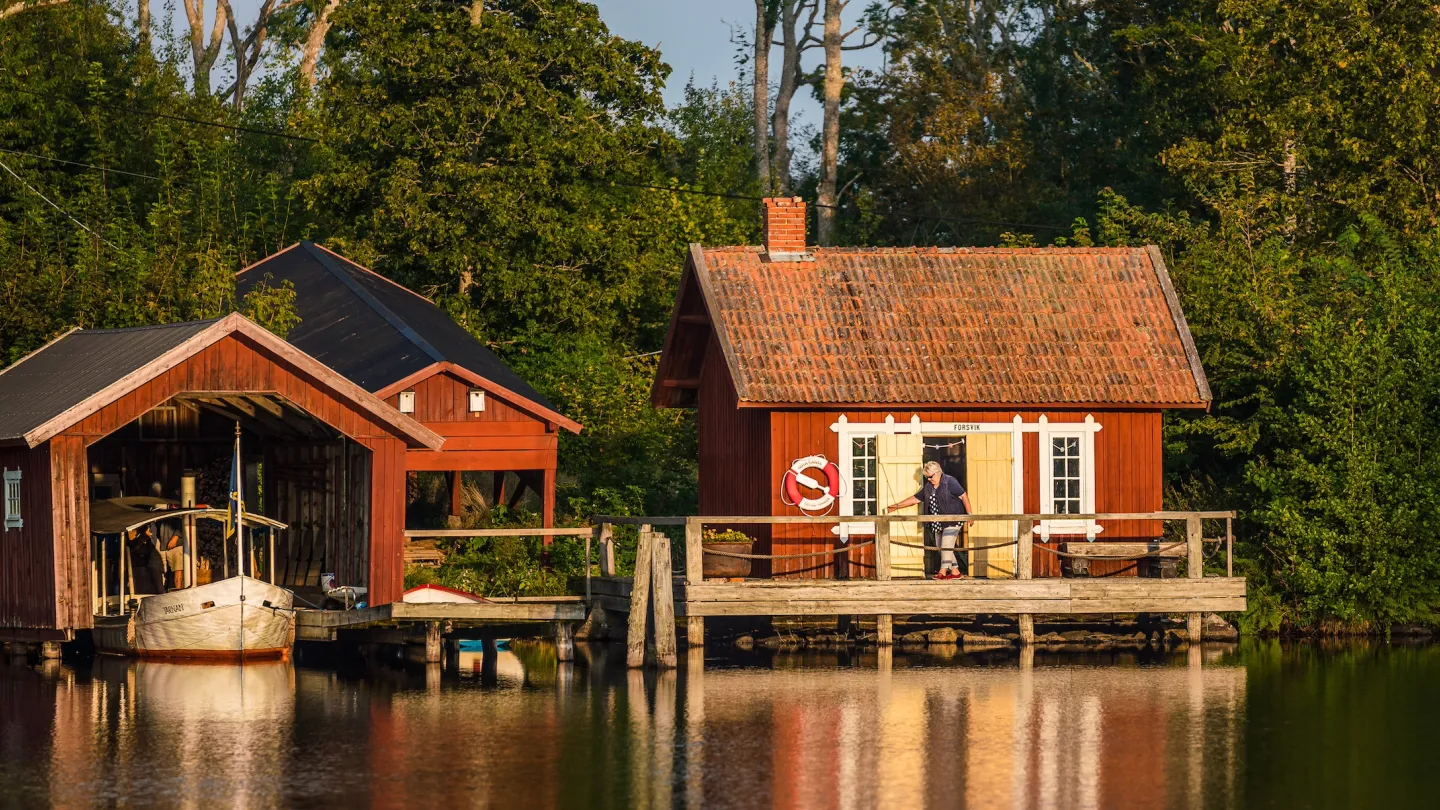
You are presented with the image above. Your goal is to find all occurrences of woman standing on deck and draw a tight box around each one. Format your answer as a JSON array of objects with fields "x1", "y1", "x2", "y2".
[{"x1": 886, "y1": 461, "x2": 973, "y2": 579}]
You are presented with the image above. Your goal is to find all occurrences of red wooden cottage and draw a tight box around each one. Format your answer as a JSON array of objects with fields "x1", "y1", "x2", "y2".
[
  {"x1": 0, "y1": 313, "x2": 442, "y2": 641},
  {"x1": 237, "y1": 242, "x2": 582, "y2": 527},
  {"x1": 653, "y1": 198, "x2": 1212, "y2": 579}
]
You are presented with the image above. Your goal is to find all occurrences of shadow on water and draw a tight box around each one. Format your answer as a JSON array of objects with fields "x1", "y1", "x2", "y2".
[{"x1": 2, "y1": 639, "x2": 1438, "y2": 808}]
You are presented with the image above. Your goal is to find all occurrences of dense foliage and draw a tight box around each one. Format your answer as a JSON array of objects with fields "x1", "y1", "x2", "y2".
[{"x1": 5, "y1": 0, "x2": 1440, "y2": 627}]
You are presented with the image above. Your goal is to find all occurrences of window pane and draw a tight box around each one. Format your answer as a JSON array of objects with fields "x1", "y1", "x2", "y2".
[
  {"x1": 1065, "y1": 437, "x2": 1079, "y2": 454},
  {"x1": 1054, "y1": 459, "x2": 1065, "y2": 477},
  {"x1": 1052, "y1": 437, "x2": 1065, "y2": 453},
  {"x1": 1068, "y1": 458, "x2": 1080, "y2": 477},
  {"x1": 1054, "y1": 481, "x2": 1066, "y2": 499},
  {"x1": 1068, "y1": 480, "x2": 1080, "y2": 498}
]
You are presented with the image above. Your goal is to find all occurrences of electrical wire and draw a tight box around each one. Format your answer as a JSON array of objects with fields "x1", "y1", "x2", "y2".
[
  {"x1": 0, "y1": 155, "x2": 119, "y2": 249},
  {"x1": 0, "y1": 147, "x2": 160, "y2": 180}
]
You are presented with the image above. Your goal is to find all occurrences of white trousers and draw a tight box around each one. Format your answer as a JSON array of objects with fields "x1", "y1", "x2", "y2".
[{"x1": 939, "y1": 525, "x2": 963, "y2": 570}]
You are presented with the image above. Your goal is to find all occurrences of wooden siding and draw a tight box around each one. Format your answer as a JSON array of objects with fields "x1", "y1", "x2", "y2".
[
  {"x1": 386, "y1": 370, "x2": 560, "y2": 473},
  {"x1": 24, "y1": 332, "x2": 416, "y2": 624},
  {"x1": 266, "y1": 440, "x2": 372, "y2": 592},
  {"x1": 758, "y1": 409, "x2": 1165, "y2": 579},
  {"x1": 0, "y1": 445, "x2": 57, "y2": 629},
  {"x1": 696, "y1": 335, "x2": 772, "y2": 574}
]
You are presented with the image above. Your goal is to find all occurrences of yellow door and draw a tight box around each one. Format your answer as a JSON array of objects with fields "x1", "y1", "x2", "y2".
[
  {"x1": 876, "y1": 433, "x2": 924, "y2": 577},
  {"x1": 967, "y1": 433, "x2": 1016, "y2": 578}
]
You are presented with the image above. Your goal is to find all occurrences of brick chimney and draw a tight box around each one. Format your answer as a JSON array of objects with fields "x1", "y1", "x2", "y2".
[{"x1": 762, "y1": 197, "x2": 810, "y2": 260}]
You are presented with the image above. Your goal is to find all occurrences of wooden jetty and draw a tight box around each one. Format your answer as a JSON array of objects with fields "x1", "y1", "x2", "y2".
[{"x1": 586, "y1": 511, "x2": 1243, "y2": 668}]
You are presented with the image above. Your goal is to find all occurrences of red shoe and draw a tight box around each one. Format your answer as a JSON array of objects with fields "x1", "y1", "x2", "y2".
[{"x1": 933, "y1": 571, "x2": 950, "y2": 580}]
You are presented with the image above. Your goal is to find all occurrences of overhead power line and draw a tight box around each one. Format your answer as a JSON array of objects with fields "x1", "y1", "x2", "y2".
[
  {"x1": 0, "y1": 148, "x2": 160, "y2": 180},
  {"x1": 0, "y1": 155, "x2": 120, "y2": 249}
]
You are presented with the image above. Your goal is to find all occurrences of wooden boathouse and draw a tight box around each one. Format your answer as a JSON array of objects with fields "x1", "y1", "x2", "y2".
[
  {"x1": 237, "y1": 243, "x2": 582, "y2": 528},
  {"x1": 587, "y1": 197, "x2": 1245, "y2": 662},
  {"x1": 0, "y1": 313, "x2": 441, "y2": 641}
]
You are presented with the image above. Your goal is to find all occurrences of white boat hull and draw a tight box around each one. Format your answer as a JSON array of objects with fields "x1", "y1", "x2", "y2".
[{"x1": 92, "y1": 576, "x2": 295, "y2": 660}]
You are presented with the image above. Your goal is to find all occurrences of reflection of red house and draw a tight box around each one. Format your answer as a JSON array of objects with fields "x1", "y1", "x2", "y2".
[
  {"x1": 654, "y1": 198, "x2": 1211, "y2": 578},
  {"x1": 238, "y1": 243, "x2": 581, "y2": 527}
]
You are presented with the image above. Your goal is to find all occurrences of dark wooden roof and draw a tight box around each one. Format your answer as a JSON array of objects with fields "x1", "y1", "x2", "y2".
[
  {"x1": 0, "y1": 320, "x2": 217, "y2": 443},
  {"x1": 237, "y1": 243, "x2": 566, "y2": 421},
  {"x1": 0, "y1": 314, "x2": 443, "y2": 449},
  {"x1": 654, "y1": 244, "x2": 1212, "y2": 409}
]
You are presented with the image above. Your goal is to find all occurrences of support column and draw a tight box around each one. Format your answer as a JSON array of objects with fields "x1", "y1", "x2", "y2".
[
  {"x1": 448, "y1": 471, "x2": 464, "y2": 517},
  {"x1": 541, "y1": 467, "x2": 556, "y2": 535},
  {"x1": 1017, "y1": 519, "x2": 1035, "y2": 645},
  {"x1": 40, "y1": 641, "x2": 62, "y2": 660},
  {"x1": 874, "y1": 518, "x2": 892, "y2": 645},
  {"x1": 555, "y1": 621, "x2": 574, "y2": 662},
  {"x1": 684, "y1": 517, "x2": 703, "y2": 647},
  {"x1": 1187, "y1": 514, "x2": 1203, "y2": 643},
  {"x1": 687, "y1": 617, "x2": 704, "y2": 648},
  {"x1": 424, "y1": 622, "x2": 442, "y2": 664}
]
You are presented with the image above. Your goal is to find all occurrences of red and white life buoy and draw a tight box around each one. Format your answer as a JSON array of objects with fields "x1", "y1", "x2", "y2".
[{"x1": 782, "y1": 455, "x2": 842, "y2": 513}]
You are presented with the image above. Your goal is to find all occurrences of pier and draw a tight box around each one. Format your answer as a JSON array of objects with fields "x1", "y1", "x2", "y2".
[{"x1": 584, "y1": 511, "x2": 1243, "y2": 666}]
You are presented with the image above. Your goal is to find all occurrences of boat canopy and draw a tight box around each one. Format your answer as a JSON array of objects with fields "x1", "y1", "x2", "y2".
[{"x1": 89, "y1": 497, "x2": 288, "y2": 535}]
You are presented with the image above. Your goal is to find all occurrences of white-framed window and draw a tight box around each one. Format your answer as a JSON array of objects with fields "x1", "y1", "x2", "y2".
[
  {"x1": 1037, "y1": 416, "x2": 1100, "y2": 538},
  {"x1": 851, "y1": 437, "x2": 877, "y2": 516},
  {"x1": 1050, "y1": 436, "x2": 1082, "y2": 514},
  {"x1": 3, "y1": 468, "x2": 21, "y2": 530}
]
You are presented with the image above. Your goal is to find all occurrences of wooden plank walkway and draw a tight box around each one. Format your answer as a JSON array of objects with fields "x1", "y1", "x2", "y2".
[
  {"x1": 586, "y1": 576, "x2": 1247, "y2": 618},
  {"x1": 295, "y1": 597, "x2": 586, "y2": 641}
]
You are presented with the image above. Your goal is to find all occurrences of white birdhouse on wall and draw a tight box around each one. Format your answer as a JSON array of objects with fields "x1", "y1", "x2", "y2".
[
  {"x1": 468, "y1": 389, "x2": 486, "y2": 413},
  {"x1": 398, "y1": 390, "x2": 416, "y2": 414}
]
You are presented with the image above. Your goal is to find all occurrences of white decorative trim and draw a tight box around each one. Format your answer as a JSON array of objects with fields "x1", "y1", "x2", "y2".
[
  {"x1": 2, "y1": 468, "x2": 21, "y2": 530},
  {"x1": 1038, "y1": 414, "x2": 1103, "y2": 539}
]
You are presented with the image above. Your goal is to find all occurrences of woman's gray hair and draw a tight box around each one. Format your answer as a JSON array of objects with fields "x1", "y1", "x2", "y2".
[{"x1": 922, "y1": 461, "x2": 943, "y2": 477}]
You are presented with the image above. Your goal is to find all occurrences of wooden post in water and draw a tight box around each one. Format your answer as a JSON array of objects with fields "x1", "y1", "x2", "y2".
[
  {"x1": 684, "y1": 517, "x2": 704, "y2": 648},
  {"x1": 555, "y1": 621, "x2": 575, "y2": 662},
  {"x1": 424, "y1": 622, "x2": 442, "y2": 664},
  {"x1": 650, "y1": 532, "x2": 678, "y2": 669},
  {"x1": 874, "y1": 518, "x2": 892, "y2": 646},
  {"x1": 627, "y1": 530, "x2": 655, "y2": 668},
  {"x1": 1017, "y1": 519, "x2": 1035, "y2": 645},
  {"x1": 1187, "y1": 514, "x2": 1203, "y2": 642}
]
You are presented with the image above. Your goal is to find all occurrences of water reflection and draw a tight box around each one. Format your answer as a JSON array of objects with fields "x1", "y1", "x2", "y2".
[{"x1": 4, "y1": 641, "x2": 1438, "y2": 808}]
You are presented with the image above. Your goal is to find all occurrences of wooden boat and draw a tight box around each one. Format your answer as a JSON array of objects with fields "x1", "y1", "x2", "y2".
[
  {"x1": 90, "y1": 497, "x2": 295, "y2": 660},
  {"x1": 92, "y1": 575, "x2": 294, "y2": 659}
]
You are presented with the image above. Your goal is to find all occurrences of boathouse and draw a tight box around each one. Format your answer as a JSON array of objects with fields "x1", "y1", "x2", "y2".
[
  {"x1": 237, "y1": 243, "x2": 582, "y2": 528},
  {"x1": 652, "y1": 198, "x2": 1213, "y2": 580},
  {"x1": 0, "y1": 313, "x2": 441, "y2": 640}
]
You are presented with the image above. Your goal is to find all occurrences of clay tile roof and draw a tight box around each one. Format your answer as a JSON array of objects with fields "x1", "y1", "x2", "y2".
[{"x1": 658, "y1": 245, "x2": 1210, "y2": 407}]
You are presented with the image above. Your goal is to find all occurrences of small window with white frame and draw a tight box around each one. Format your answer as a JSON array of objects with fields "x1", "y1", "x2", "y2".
[
  {"x1": 851, "y1": 437, "x2": 877, "y2": 516},
  {"x1": 3, "y1": 468, "x2": 21, "y2": 530},
  {"x1": 1051, "y1": 436, "x2": 1082, "y2": 514}
]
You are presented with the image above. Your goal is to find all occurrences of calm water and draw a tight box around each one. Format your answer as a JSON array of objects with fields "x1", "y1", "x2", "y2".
[{"x1": 1, "y1": 640, "x2": 1436, "y2": 809}]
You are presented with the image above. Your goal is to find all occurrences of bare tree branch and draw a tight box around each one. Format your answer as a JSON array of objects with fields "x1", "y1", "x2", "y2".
[{"x1": 0, "y1": 0, "x2": 68, "y2": 21}]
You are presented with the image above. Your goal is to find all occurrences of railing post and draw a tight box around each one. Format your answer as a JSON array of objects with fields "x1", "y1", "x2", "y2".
[
  {"x1": 1226, "y1": 515, "x2": 1233, "y2": 578},
  {"x1": 650, "y1": 532, "x2": 678, "y2": 669},
  {"x1": 599, "y1": 523, "x2": 615, "y2": 577},
  {"x1": 627, "y1": 530, "x2": 655, "y2": 669},
  {"x1": 1187, "y1": 514, "x2": 1203, "y2": 643},
  {"x1": 1017, "y1": 518, "x2": 1035, "y2": 646},
  {"x1": 874, "y1": 516, "x2": 892, "y2": 646},
  {"x1": 685, "y1": 517, "x2": 704, "y2": 648}
]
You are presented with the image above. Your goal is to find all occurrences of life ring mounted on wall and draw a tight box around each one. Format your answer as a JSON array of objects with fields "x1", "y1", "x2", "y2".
[{"x1": 781, "y1": 455, "x2": 842, "y2": 514}]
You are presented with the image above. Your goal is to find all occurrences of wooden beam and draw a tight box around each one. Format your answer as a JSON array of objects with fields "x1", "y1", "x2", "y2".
[
  {"x1": 661, "y1": 379, "x2": 701, "y2": 389},
  {"x1": 678, "y1": 314, "x2": 709, "y2": 325},
  {"x1": 627, "y1": 531, "x2": 656, "y2": 668},
  {"x1": 405, "y1": 449, "x2": 555, "y2": 471},
  {"x1": 651, "y1": 532, "x2": 678, "y2": 668}
]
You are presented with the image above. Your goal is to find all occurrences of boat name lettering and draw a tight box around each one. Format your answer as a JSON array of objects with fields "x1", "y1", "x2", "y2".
[{"x1": 162, "y1": 604, "x2": 187, "y2": 615}]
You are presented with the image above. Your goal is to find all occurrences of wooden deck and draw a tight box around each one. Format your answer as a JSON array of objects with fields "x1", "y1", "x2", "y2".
[
  {"x1": 295, "y1": 596, "x2": 586, "y2": 642},
  {"x1": 587, "y1": 576, "x2": 1247, "y2": 617}
]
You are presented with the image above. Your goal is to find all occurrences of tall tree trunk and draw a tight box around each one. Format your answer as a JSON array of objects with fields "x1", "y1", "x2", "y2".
[
  {"x1": 300, "y1": 0, "x2": 341, "y2": 89},
  {"x1": 138, "y1": 0, "x2": 150, "y2": 53},
  {"x1": 224, "y1": 2, "x2": 247, "y2": 110},
  {"x1": 182, "y1": 0, "x2": 229, "y2": 97},
  {"x1": 816, "y1": 0, "x2": 842, "y2": 246},
  {"x1": 772, "y1": 0, "x2": 815, "y2": 196},
  {"x1": 470, "y1": 0, "x2": 483, "y2": 25},
  {"x1": 752, "y1": 1, "x2": 774, "y2": 192}
]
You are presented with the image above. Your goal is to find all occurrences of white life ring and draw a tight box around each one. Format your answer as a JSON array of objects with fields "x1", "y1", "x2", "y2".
[{"x1": 782, "y1": 455, "x2": 841, "y2": 513}]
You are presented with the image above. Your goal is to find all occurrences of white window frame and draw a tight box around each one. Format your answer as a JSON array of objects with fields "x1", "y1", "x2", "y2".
[
  {"x1": 3, "y1": 468, "x2": 21, "y2": 530},
  {"x1": 831, "y1": 414, "x2": 1025, "y2": 538},
  {"x1": 850, "y1": 436, "x2": 879, "y2": 518},
  {"x1": 1037, "y1": 415, "x2": 1100, "y2": 539}
]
